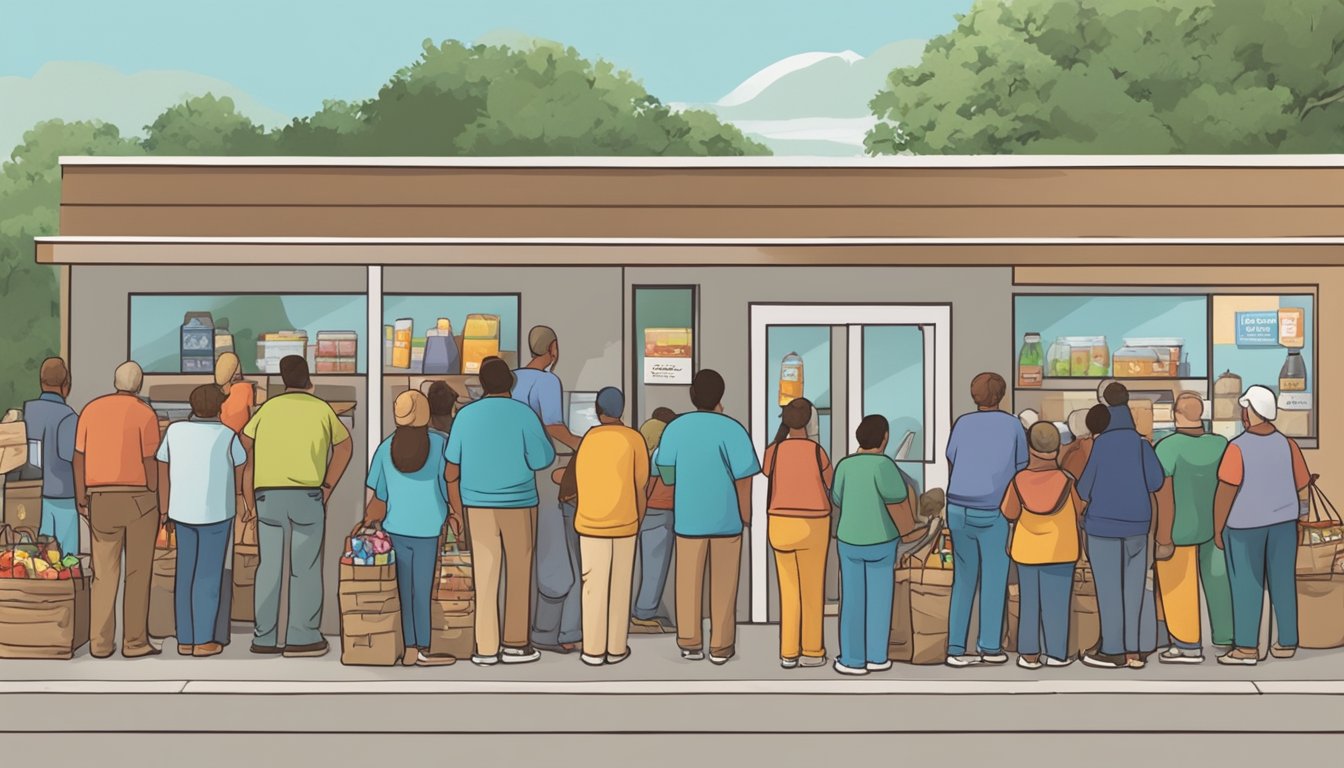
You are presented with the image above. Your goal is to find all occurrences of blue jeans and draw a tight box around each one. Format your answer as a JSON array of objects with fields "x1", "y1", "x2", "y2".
[
  {"x1": 946, "y1": 504, "x2": 1010, "y2": 656},
  {"x1": 1088, "y1": 533, "x2": 1157, "y2": 655},
  {"x1": 254, "y1": 488, "x2": 326, "y2": 648},
  {"x1": 1016, "y1": 563, "x2": 1074, "y2": 660},
  {"x1": 633, "y1": 507, "x2": 674, "y2": 621},
  {"x1": 174, "y1": 519, "x2": 233, "y2": 646},
  {"x1": 1225, "y1": 521, "x2": 1298, "y2": 650},
  {"x1": 837, "y1": 539, "x2": 898, "y2": 669},
  {"x1": 389, "y1": 532, "x2": 439, "y2": 650},
  {"x1": 532, "y1": 500, "x2": 582, "y2": 646},
  {"x1": 40, "y1": 497, "x2": 81, "y2": 555}
]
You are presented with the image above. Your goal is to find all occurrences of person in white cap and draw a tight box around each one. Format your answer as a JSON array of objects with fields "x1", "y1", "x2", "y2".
[{"x1": 1213, "y1": 385, "x2": 1312, "y2": 666}]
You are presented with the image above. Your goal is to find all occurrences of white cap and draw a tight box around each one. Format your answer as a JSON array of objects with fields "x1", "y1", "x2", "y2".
[{"x1": 1239, "y1": 385, "x2": 1277, "y2": 422}]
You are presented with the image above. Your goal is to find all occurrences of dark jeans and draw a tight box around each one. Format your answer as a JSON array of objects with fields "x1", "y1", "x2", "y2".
[
  {"x1": 254, "y1": 488, "x2": 326, "y2": 648},
  {"x1": 174, "y1": 518, "x2": 233, "y2": 646},
  {"x1": 1088, "y1": 533, "x2": 1157, "y2": 655},
  {"x1": 1225, "y1": 521, "x2": 1298, "y2": 650},
  {"x1": 633, "y1": 507, "x2": 674, "y2": 621},
  {"x1": 533, "y1": 500, "x2": 582, "y2": 646},
  {"x1": 389, "y1": 532, "x2": 439, "y2": 649},
  {"x1": 1016, "y1": 562, "x2": 1074, "y2": 660}
]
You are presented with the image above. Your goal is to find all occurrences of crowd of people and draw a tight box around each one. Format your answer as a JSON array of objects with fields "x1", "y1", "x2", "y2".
[{"x1": 18, "y1": 324, "x2": 1313, "y2": 672}]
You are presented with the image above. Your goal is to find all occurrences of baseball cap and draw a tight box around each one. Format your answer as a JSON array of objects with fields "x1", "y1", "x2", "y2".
[
  {"x1": 596, "y1": 386, "x2": 625, "y2": 419},
  {"x1": 1238, "y1": 385, "x2": 1277, "y2": 422}
]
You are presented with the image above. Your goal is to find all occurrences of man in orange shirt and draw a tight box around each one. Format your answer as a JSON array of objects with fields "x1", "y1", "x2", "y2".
[{"x1": 74, "y1": 361, "x2": 163, "y2": 658}]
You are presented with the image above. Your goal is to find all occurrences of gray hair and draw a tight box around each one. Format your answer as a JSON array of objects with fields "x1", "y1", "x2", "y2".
[{"x1": 113, "y1": 361, "x2": 143, "y2": 394}]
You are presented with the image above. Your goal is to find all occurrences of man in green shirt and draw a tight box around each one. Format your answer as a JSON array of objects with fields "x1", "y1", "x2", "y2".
[
  {"x1": 1153, "y1": 392, "x2": 1232, "y2": 663},
  {"x1": 242, "y1": 356, "x2": 352, "y2": 658}
]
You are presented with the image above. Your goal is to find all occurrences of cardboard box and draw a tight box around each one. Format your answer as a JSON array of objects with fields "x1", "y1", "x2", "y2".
[
  {"x1": 0, "y1": 422, "x2": 28, "y2": 475},
  {"x1": 1039, "y1": 392, "x2": 1099, "y2": 423},
  {"x1": 231, "y1": 544, "x2": 259, "y2": 622},
  {"x1": 2, "y1": 479, "x2": 41, "y2": 530},
  {"x1": 338, "y1": 562, "x2": 403, "y2": 666},
  {"x1": 1277, "y1": 409, "x2": 1311, "y2": 438}
]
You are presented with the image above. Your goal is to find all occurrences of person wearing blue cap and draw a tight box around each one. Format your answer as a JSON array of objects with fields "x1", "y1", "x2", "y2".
[{"x1": 573, "y1": 387, "x2": 650, "y2": 665}]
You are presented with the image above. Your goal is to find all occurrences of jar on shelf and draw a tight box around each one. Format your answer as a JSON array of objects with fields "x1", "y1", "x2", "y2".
[{"x1": 779, "y1": 352, "x2": 805, "y2": 406}]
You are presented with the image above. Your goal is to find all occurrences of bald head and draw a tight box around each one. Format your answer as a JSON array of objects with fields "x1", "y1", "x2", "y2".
[
  {"x1": 114, "y1": 361, "x2": 144, "y2": 394},
  {"x1": 39, "y1": 358, "x2": 70, "y2": 393},
  {"x1": 1175, "y1": 391, "x2": 1205, "y2": 428}
]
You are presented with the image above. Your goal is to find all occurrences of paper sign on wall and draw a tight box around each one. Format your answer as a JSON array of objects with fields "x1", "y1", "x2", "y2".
[
  {"x1": 1235, "y1": 311, "x2": 1279, "y2": 346},
  {"x1": 643, "y1": 327, "x2": 693, "y2": 384}
]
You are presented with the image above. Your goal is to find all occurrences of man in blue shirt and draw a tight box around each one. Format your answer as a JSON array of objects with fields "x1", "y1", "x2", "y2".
[
  {"x1": 655, "y1": 369, "x2": 760, "y2": 664},
  {"x1": 447, "y1": 357, "x2": 556, "y2": 666},
  {"x1": 512, "y1": 325, "x2": 583, "y2": 654},
  {"x1": 943, "y1": 372, "x2": 1028, "y2": 668},
  {"x1": 23, "y1": 358, "x2": 80, "y2": 554}
]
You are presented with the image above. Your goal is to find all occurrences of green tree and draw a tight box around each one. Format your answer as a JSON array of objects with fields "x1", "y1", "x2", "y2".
[
  {"x1": 142, "y1": 95, "x2": 274, "y2": 155},
  {"x1": 866, "y1": 0, "x2": 1344, "y2": 154},
  {"x1": 0, "y1": 120, "x2": 142, "y2": 408}
]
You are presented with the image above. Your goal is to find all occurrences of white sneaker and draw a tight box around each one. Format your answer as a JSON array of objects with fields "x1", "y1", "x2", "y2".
[
  {"x1": 605, "y1": 650, "x2": 630, "y2": 666},
  {"x1": 1045, "y1": 656, "x2": 1074, "y2": 668},
  {"x1": 1017, "y1": 655, "x2": 1043, "y2": 670},
  {"x1": 980, "y1": 652, "x2": 1009, "y2": 665},
  {"x1": 470, "y1": 653, "x2": 499, "y2": 666},
  {"x1": 833, "y1": 660, "x2": 869, "y2": 676},
  {"x1": 780, "y1": 657, "x2": 800, "y2": 669},
  {"x1": 1217, "y1": 650, "x2": 1259, "y2": 666},
  {"x1": 1158, "y1": 647, "x2": 1204, "y2": 665},
  {"x1": 945, "y1": 655, "x2": 982, "y2": 668},
  {"x1": 799, "y1": 655, "x2": 828, "y2": 668},
  {"x1": 580, "y1": 653, "x2": 605, "y2": 666},
  {"x1": 708, "y1": 652, "x2": 734, "y2": 666},
  {"x1": 681, "y1": 649, "x2": 705, "y2": 661},
  {"x1": 500, "y1": 646, "x2": 541, "y2": 664},
  {"x1": 866, "y1": 660, "x2": 893, "y2": 672}
]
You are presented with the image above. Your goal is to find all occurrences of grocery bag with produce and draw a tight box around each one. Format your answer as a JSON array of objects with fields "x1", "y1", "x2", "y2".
[
  {"x1": 339, "y1": 524, "x2": 403, "y2": 666},
  {"x1": 0, "y1": 525, "x2": 92, "y2": 659},
  {"x1": 148, "y1": 522, "x2": 177, "y2": 638},
  {"x1": 1296, "y1": 478, "x2": 1344, "y2": 649},
  {"x1": 430, "y1": 527, "x2": 474, "y2": 659}
]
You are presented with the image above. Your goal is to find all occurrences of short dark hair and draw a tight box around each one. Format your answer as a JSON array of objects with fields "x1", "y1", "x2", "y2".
[
  {"x1": 689, "y1": 369, "x2": 726, "y2": 411},
  {"x1": 279, "y1": 355, "x2": 311, "y2": 390},
  {"x1": 970, "y1": 372, "x2": 1007, "y2": 408},
  {"x1": 426, "y1": 380, "x2": 458, "y2": 415},
  {"x1": 1085, "y1": 404, "x2": 1111, "y2": 436},
  {"x1": 478, "y1": 357, "x2": 514, "y2": 395},
  {"x1": 1102, "y1": 382, "x2": 1130, "y2": 406},
  {"x1": 856, "y1": 414, "x2": 889, "y2": 450},
  {"x1": 651, "y1": 407, "x2": 677, "y2": 424},
  {"x1": 190, "y1": 383, "x2": 227, "y2": 419}
]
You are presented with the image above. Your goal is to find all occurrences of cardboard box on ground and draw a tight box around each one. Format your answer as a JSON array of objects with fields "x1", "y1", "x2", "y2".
[{"x1": 339, "y1": 562, "x2": 404, "y2": 665}]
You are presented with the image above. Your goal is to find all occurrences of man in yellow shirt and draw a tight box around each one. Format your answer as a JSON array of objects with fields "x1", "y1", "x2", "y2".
[
  {"x1": 574, "y1": 387, "x2": 650, "y2": 666},
  {"x1": 242, "y1": 356, "x2": 352, "y2": 658}
]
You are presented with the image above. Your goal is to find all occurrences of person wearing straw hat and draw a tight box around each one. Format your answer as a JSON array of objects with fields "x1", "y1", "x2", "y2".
[
  {"x1": 1214, "y1": 385, "x2": 1312, "y2": 666},
  {"x1": 363, "y1": 390, "x2": 458, "y2": 666},
  {"x1": 214, "y1": 352, "x2": 255, "y2": 436}
]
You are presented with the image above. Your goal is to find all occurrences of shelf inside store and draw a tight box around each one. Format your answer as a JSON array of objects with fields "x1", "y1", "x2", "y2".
[{"x1": 1016, "y1": 377, "x2": 1209, "y2": 392}]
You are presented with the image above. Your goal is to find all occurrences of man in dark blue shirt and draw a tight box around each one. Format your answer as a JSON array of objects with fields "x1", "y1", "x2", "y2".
[{"x1": 23, "y1": 358, "x2": 80, "y2": 554}]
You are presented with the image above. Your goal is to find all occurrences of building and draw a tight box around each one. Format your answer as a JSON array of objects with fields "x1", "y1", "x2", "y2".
[{"x1": 36, "y1": 155, "x2": 1340, "y2": 627}]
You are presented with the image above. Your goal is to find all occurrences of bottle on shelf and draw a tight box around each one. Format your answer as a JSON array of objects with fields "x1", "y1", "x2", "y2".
[
  {"x1": 1280, "y1": 350, "x2": 1308, "y2": 392},
  {"x1": 779, "y1": 352, "x2": 805, "y2": 405},
  {"x1": 1018, "y1": 333, "x2": 1043, "y2": 387}
]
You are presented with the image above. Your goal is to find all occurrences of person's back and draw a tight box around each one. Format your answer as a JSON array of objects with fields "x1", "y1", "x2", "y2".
[
  {"x1": 575, "y1": 423, "x2": 648, "y2": 537},
  {"x1": 78, "y1": 392, "x2": 159, "y2": 488},
  {"x1": 24, "y1": 393, "x2": 77, "y2": 499},
  {"x1": 245, "y1": 392, "x2": 344, "y2": 490},
  {"x1": 160, "y1": 419, "x2": 245, "y2": 524},
  {"x1": 946, "y1": 409, "x2": 1028, "y2": 509},
  {"x1": 831, "y1": 453, "x2": 904, "y2": 546},
  {"x1": 657, "y1": 410, "x2": 758, "y2": 537},
  {"x1": 1078, "y1": 405, "x2": 1164, "y2": 537},
  {"x1": 370, "y1": 430, "x2": 450, "y2": 536},
  {"x1": 512, "y1": 368, "x2": 563, "y2": 423},
  {"x1": 763, "y1": 438, "x2": 831, "y2": 518},
  {"x1": 1005, "y1": 466, "x2": 1080, "y2": 566},
  {"x1": 1225, "y1": 429, "x2": 1301, "y2": 529},
  {"x1": 1155, "y1": 431, "x2": 1227, "y2": 543},
  {"x1": 450, "y1": 396, "x2": 555, "y2": 508}
]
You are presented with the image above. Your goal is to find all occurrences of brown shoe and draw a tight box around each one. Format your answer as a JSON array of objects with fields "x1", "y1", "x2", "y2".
[
  {"x1": 1271, "y1": 644, "x2": 1297, "y2": 659},
  {"x1": 403, "y1": 648, "x2": 419, "y2": 667},
  {"x1": 282, "y1": 640, "x2": 330, "y2": 658},
  {"x1": 122, "y1": 645, "x2": 162, "y2": 659},
  {"x1": 192, "y1": 643, "x2": 224, "y2": 657},
  {"x1": 177, "y1": 644, "x2": 196, "y2": 656}
]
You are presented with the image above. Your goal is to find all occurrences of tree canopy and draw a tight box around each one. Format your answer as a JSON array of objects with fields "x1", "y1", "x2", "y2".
[{"x1": 866, "y1": 0, "x2": 1344, "y2": 154}]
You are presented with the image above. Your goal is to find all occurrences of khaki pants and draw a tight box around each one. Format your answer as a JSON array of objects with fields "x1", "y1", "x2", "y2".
[
  {"x1": 770, "y1": 516, "x2": 829, "y2": 660},
  {"x1": 467, "y1": 507, "x2": 537, "y2": 657},
  {"x1": 675, "y1": 534, "x2": 742, "y2": 656},
  {"x1": 88, "y1": 487, "x2": 159, "y2": 656},
  {"x1": 579, "y1": 535, "x2": 636, "y2": 657}
]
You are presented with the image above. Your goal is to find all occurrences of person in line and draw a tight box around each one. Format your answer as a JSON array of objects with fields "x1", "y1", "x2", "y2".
[
  {"x1": 656, "y1": 369, "x2": 760, "y2": 664},
  {"x1": 1078, "y1": 383, "x2": 1164, "y2": 669},
  {"x1": 241, "y1": 355, "x2": 353, "y2": 658},
  {"x1": 574, "y1": 387, "x2": 649, "y2": 666},
  {"x1": 73, "y1": 361, "x2": 162, "y2": 658},
  {"x1": 1060, "y1": 407, "x2": 1106, "y2": 481},
  {"x1": 513, "y1": 326, "x2": 583, "y2": 653},
  {"x1": 156, "y1": 384, "x2": 246, "y2": 658},
  {"x1": 24, "y1": 358, "x2": 80, "y2": 555},
  {"x1": 425, "y1": 380, "x2": 458, "y2": 437},
  {"x1": 831, "y1": 415, "x2": 918, "y2": 676},
  {"x1": 542, "y1": 453, "x2": 583, "y2": 652},
  {"x1": 631, "y1": 408, "x2": 678, "y2": 634},
  {"x1": 762, "y1": 398, "x2": 833, "y2": 669},
  {"x1": 215, "y1": 352, "x2": 256, "y2": 435},
  {"x1": 944, "y1": 372, "x2": 1027, "y2": 667},
  {"x1": 1214, "y1": 385, "x2": 1312, "y2": 666},
  {"x1": 363, "y1": 390, "x2": 458, "y2": 667},
  {"x1": 1002, "y1": 422, "x2": 1083, "y2": 669},
  {"x1": 1153, "y1": 392, "x2": 1232, "y2": 664},
  {"x1": 446, "y1": 357, "x2": 556, "y2": 666}
]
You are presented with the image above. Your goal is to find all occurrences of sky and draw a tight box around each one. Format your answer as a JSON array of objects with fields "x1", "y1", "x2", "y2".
[{"x1": 2, "y1": 0, "x2": 975, "y2": 115}]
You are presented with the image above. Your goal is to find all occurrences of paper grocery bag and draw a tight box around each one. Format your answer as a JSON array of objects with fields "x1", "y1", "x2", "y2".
[
  {"x1": 339, "y1": 562, "x2": 404, "y2": 666},
  {"x1": 0, "y1": 573, "x2": 91, "y2": 659},
  {"x1": 231, "y1": 544, "x2": 259, "y2": 622},
  {"x1": 147, "y1": 525, "x2": 177, "y2": 639},
  {"x1": 1298, "y1": 575, "x2": 1344, "y2": 649}
]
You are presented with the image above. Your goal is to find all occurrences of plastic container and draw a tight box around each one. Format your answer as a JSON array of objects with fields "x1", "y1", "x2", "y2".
[
  {"x1": 779, "y1": 352, "x2": 804, "y2": 406},
  {"x1": 1018, "y1": 333, "x2": 1043, "y2": 388},
  {"x1": 461, "y1": 314, "x2": 501, "y2": 375},
  {"x1": 1088, "y1": 337, "x2": 1110, "y2": 377},
  {"x1": 1048, "y1": 338, "x2": 1071, "y2": 378},
  {"x1": 1116, "y1": 337, "x2": 1183, "y2": 378}
]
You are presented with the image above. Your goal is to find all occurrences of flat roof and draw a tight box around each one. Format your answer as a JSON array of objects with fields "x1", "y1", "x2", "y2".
[{"x1": 57, "y1": 154, "x2": 1344, "y2": 169}]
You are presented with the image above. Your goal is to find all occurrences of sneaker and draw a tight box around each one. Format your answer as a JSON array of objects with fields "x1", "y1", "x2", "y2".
[
  {"x1": 708, "y1": 652, "x2": 734, "y2": 666},
  {"x1": 980, "y1": 652, "x2": 1009, "y2": 665},
  {"x1": 1082, "y1": 652, "x2": 1125, "y2": 669},
  {"x1": 605, "y1": 650, "x2": 630, "y2": 665},
  {"x1": 945, "y1": 655, "x2": 982, "y2": 668},
  {"x1": 1017, "y1": 655, "x2": 1042, "y2": 670},
  {"x1": 1158, "y1": 647, "x2": 1204, "y2": 665},
  {"x1": 866, "y1": 660, "x2": 893, "y2": 672},
  {"x1": 177, "y1": 644, "x2": 196, "y2": 657},
  {"x1": 1044, "y1": 656, "x2": 1074, "y2": 668},
  {"x1": 192, "y1": 642, "x2": 224, "y2": 658},
  {"x1": 833, "y1": 660, "x2": 869, "y2": 676},
  {"x1": 501, "y1": 646, "x2": 542, "y2": 664},
  {"x1": 471, "y1": 653, "x2": 500, "y2": 666},
  {"x1": 1217, "y1": 648, "x2": 1259, "y2": 666},
  {"x1": 283, "y1": 640, "x2": 330, "y2": 658},
  {"x1": 580, "y1": 653, "x2": 606, "y2": 667},
  {"x1": 629, "y1": 617, "x2": 666, "y2": 634},
  {"x1": 680, "y1": 649, "x2": 705, "y2": 661},
  {"x1": 1271, "y1": 644, "x2": 1297, "y2": 659},
  {"x1": 799, "y1": 655, "x2": 828, "y2": 668},
  {"x1": 416, "y1": 652, "x2": 456, "y2": 667},
  {"x1": 249, "y1": 643, "x2": 284, "y2": 655},
  {"x1": 780, "y1": 657, "x2": 799, "y2": 669}
]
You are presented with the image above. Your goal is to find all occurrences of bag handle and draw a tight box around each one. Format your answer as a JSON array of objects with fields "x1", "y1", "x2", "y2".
[{"x1": 1303, "y1": 475, "x2": 1342, "y2": 528}]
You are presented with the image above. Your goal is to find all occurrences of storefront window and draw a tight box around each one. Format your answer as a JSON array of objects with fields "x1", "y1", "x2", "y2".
[
  {"x1": 129, "y1": 293, "x2": 366, "y2": 375},
  {"x1": 765, "y1": 325, "x2": 831, "y2": 457},
  {"x1": 1211, "y1": 294, "x2": 1316, "y2": 440},
  {"x1": 631, "y1": 286, "x2": 697, "y2": 422},
  {"x1": 861, "y1": 325, "x2": 926, "y2": 488},
  {"x1": 381, "y1": 294, "x2": 521, "y2": 374}
]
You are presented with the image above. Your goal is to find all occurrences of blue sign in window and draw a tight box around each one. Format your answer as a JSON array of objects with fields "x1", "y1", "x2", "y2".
[{"x1": 1235, "y1": 311, "x2": 1279, "y2": 347}]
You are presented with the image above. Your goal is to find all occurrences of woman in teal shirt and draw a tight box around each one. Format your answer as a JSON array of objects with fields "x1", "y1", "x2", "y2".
[
  {"x1": 364, "y1": 390, "x2": 460, "y2": 667},
  {"x1": 830, "y1": 415, "x2": 911, "y2": 676}
]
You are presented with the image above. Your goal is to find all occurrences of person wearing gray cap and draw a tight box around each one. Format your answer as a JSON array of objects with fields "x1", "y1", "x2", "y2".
[{"x1": 1214, "y1": 385, "x2": 1312, "y2": 666}]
